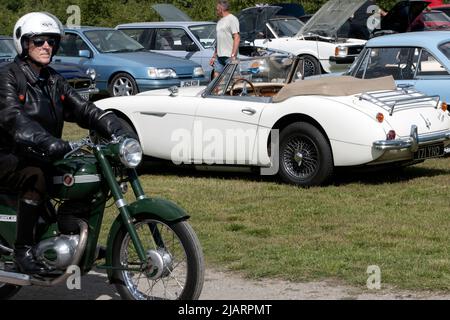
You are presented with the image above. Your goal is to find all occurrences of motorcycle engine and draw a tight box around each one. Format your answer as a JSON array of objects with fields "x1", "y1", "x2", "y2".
[
  {"x1": 34, "y1": 201, "x2": 90, "y2": 270},
  {"x1": 35, "y1": 234, "x2": 80, "y2": 270}
]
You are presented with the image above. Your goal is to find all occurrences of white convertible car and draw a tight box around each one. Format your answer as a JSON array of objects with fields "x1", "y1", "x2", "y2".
[{"x1": 95, "y1": 56, "x2": 450, "y2": 186}]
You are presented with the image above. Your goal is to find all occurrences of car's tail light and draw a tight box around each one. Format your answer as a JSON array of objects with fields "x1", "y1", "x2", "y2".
[
  {"x1": 376, "y1": 113, "x2": 384, "y2": 123},
  {"x1": 387, "y1": 130, "x2": 396, "y2": 140}
]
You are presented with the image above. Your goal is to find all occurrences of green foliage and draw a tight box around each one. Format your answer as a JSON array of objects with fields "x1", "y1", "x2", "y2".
[{"x1": 1, "y1": 0, "x2": 450, "y2": 35}]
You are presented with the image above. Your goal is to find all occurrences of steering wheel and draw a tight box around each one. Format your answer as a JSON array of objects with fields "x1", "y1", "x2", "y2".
[{"x1": 230, "y1": 78, "x2": 256, "y2": 96}]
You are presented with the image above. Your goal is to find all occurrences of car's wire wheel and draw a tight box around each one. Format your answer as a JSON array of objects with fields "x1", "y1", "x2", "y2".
[
  {"x1": 282, "y1": 135, "x2": 319, "y2": 179},
  {"x1": 302, "y1": 56, "x2": 320, "y2": 77},
  {"x1": 278, "y1": 122, "x2": 333, "y2": 186}
]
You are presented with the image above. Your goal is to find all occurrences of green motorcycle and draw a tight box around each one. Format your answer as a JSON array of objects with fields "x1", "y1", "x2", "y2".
[{"x1": 0, "y1": 136, "x2": 204, "y2": 300}]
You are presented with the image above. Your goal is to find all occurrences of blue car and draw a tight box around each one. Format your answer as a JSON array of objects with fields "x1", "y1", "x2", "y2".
[
  {"x1": 345, "y1": 31, "x2": 450, "y2": 102},
  {"x1": 0, "y1": 35, "x2": 98, "y2": 100},
  {"x1": 53, "y1": 27, "x2": 207, "y2": 96}
]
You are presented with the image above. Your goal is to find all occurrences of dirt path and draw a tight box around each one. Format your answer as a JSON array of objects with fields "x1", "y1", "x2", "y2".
[{"x1": 11, "y1": 267, "x2": 450, "y2": 300}]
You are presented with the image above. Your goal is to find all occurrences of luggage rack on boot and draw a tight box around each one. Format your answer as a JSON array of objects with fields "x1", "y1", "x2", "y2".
[{"x1": 358, "y1": 88, "x2": 440, "y2": 116}]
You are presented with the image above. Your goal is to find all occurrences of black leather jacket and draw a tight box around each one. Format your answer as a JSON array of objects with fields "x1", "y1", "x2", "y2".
[{"x1": 0, "y1": 57, "x2": 124, "y2": 175}]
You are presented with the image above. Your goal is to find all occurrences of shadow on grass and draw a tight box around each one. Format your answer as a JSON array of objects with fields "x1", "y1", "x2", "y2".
[
  {"x1": 333, "y1": 165, "x2": 450, "y2": 186},
  {"x1": 137, "y1": 159, "x2": 450, "y2": 187}
]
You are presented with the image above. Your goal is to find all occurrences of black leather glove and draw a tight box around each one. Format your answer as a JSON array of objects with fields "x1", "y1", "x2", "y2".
[
  {"x1": 95, "y1": 112, "x2": 138, "y2": 141},
  {"x1": 44, "y1": 139, "x2": 72, "y2": 160}
]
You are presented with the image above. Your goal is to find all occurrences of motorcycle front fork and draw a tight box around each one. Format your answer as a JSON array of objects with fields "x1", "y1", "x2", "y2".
[{"x1": 96, "y1": 153, "x2": 149, "y2": 266}]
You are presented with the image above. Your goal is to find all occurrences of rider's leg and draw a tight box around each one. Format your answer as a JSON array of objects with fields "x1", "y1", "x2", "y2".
[{"x1": 13, "y1": 167, "x2": 47, "y2": 274}]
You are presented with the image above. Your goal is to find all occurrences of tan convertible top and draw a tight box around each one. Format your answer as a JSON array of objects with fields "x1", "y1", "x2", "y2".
[{"x1": 272, "y1": 76, "x2": 396, "y2": 103}]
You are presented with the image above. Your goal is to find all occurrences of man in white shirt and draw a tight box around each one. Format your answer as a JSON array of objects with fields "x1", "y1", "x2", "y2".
[{"x1": 209, "y1": 0, "x2": 240, "y2": 79}]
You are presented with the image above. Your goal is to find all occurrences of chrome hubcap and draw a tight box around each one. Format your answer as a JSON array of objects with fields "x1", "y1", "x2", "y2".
[{"x1": 294, "y1": 152, "x2": 304, "y2": 166}]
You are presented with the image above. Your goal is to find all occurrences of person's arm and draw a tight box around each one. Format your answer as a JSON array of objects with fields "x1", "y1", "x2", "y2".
[
  {"x1": 231, "y1": 33, "x2": 240, "y2": 59},
  {"x1": 230, "y1": 16, "x2": 240, "y2": 60},
  {"x1": 0, "y1": 67, "x2": 71, "y2": 160},
  {"x1": 57, "y1": 73, "x2": 133, "y2": 140},
  {"x1": 210, "y1": 47, "x2": 217, "y2": 66}
]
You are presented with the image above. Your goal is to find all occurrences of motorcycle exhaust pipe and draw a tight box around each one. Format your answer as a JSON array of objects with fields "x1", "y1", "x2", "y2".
[
  {"x1": 0, "y1": 270, "x2": 32, "y2": 286},
  {"x1": 0, "y1": 220, "x2": 89, "y2": 287}
]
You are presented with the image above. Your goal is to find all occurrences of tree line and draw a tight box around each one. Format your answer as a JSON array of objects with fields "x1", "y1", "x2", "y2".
[{"x1": 0, "y1": 0, "x2": 445, "y2": 36}]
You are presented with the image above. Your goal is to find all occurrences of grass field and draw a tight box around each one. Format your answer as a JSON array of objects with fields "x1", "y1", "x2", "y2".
[{"x1": 63, "y1": 123, "x2": 450, "y2": 291}]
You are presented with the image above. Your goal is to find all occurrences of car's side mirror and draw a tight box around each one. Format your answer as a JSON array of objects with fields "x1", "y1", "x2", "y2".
[
  {"x1": 186, "y1": 43, "x2": 199, "y2": 52},
  {"x1": 79, "y1": 50, "x2": 91, "y2": 58}
]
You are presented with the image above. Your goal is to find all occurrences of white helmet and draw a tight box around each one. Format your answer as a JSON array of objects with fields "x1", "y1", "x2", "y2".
[{"x1": 13, "y1": 12, "x2": 64, "y2": 57}]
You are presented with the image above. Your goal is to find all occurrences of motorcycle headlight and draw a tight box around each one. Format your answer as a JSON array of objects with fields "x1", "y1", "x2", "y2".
[
  {"x1": 193, "y1": 66, "x2": 204, "y2": 78},
  {"x1": 86, "y1": 68, "x2": 96, "y2": 81},
  {"x1": 119, "y1": 138, "x2": 143, "y2": 168},
  {"x1": 148, "y1": 67, "x2": 177, "y2": 79}
]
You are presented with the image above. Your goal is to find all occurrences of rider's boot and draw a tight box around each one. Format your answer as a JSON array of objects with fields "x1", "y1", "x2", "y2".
[{"x1": 14, "y1": 200, "x2": 46, "y2": 275}]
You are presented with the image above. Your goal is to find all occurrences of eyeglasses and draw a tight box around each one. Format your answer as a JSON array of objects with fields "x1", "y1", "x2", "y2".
[{"x1": 31, "y1": 37, "x2": 57, "y2": 47}]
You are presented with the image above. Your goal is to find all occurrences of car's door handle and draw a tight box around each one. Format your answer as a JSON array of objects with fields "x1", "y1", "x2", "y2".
[
  {"x1": 242, "y1": 108, "x2": 256, "y2": 115},
  {"x1": 54, "y1": 59, "x2": 61, "y2": 62}
]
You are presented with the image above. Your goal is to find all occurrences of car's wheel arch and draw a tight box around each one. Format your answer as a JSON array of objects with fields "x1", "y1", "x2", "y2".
[
  {"x1": 269, "y1": 113, "x2": 334, "y2": 164},
  {"x1": 107, "y1": 71, "x2": 137, "y2": 88}
]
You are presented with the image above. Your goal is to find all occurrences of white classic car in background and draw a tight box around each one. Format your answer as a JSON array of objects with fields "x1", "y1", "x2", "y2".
[
  {"x1": 239, "y1": 1, "x2": 367, "y2": 76},
  {"x1": 95, "y1": 56, "x2": 450, "y2": 186}
]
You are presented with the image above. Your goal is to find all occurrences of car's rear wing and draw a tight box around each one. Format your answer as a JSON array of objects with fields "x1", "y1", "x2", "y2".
[{"x1": 358, "y1": 89, "x2": 440, "y2": 116}]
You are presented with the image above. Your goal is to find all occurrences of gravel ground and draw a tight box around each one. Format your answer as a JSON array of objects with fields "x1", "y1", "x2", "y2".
[{"x1": 11, "y1": 267, "x2": 450, "y2": 300}]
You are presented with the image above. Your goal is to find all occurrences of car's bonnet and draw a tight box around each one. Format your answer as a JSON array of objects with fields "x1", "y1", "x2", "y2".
[
  {"x1": 380, "y1": 0, "x2": 431, "y2": 33},
  {"x1": 137, "y1": 86, "x2": 206, "y2": 97},
  {"x1": 151, "y1": 3, "x2": 192, "y2": 21},
  {"x1": 297, "y1": 0, "x2": 368, "y2": 38},
  {"x1": 238, "y1": 5, "x2": 283, "y2": 43}
]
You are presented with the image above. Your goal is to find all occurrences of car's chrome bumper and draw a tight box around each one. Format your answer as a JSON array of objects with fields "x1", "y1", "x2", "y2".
[{"x1": 373, "y1": 125, "x2": 450, "y2": 152}]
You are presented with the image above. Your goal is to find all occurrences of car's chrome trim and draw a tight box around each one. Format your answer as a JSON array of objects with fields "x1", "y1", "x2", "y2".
[
  {"x1": 141, "y1": 112, "x2": 167, "y2": 118},
  {"x1": 373, "y1": 126, "x2": 450, "y2": 151}
]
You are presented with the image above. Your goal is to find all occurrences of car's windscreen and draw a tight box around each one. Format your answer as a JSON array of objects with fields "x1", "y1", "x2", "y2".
[
  {"x1": 423, "y1": 11, "x2": 450, "y2": 22},
  {"x1": 188, "y1": 24, "x2": 216, "y2": 49},
  {"x1": 268, "y1": 18, "x2": 303, "y2": 37},
  {"x1": 208, "y1": 56, "x2": 294, "y2": 96},
  {"x1": 439, "y1": 41, "x2": 450, "y2": 59},
  {"x1": 84, "y1": 30, "x2": 145, "y2": 53},
  {"x1": 0, "y1": 39, "x2": 15, "y2": 57},
  {"x1": 350, "y1": 47, "x2": 419, "y2": 80}
]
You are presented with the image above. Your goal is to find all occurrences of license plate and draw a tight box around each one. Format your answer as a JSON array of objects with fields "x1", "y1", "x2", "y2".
[
  {"x1": 79, "y1": 92, "x2": 90, "y2": 101},
  {"x1": 180, "y1": 80, "x2": 200, "y2": 87},
  {"x1": 413, "y1": 143, "x2": 444, "y2": 160}
]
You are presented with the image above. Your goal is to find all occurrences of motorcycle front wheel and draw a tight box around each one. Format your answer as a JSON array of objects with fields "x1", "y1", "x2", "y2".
[{"x1": 112, "y1": 216, "x2": 204, "y2": 300}]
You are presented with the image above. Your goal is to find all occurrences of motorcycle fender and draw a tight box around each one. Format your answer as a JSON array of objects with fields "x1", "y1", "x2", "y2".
[{"x1": 105, "y1": 198, "x2": 189, "y2": 280}]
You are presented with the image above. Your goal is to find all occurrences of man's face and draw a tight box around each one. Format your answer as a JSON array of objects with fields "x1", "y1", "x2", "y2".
[
  {"x1": 216, "y1": 4, "x2": 224, "y2": 17},
  {"x1": 27, "y1": 36, "x2": 56, "y2": 66}
]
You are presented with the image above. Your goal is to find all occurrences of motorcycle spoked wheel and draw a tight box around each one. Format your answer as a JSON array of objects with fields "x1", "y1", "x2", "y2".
[{"x1": 112, "y1": 216, "x2": 204, "y2": 300}]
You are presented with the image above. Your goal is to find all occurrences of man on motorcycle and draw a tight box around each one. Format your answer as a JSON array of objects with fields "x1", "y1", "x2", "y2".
[{"x1": 0, "y1": 12, "x2": 129, "y2": 275}]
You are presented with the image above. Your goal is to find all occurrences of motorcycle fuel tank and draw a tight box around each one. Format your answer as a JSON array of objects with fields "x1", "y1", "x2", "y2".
[{"x1": 51, "y1": 155, "x2": 101, "y2": 200}]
